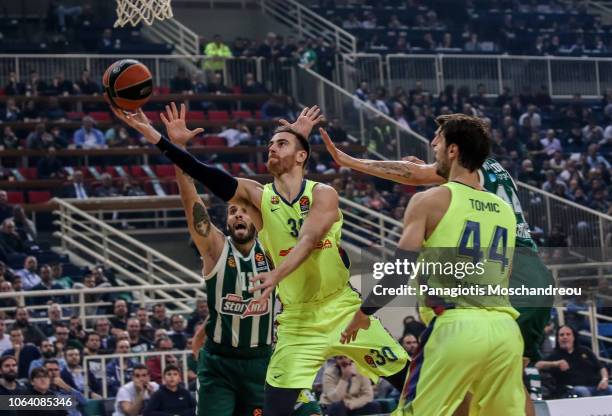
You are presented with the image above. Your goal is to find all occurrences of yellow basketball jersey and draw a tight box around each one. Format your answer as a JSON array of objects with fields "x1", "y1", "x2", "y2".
[
  {"x1": 417, "y1": 181, "x2": 518, "y2": 324},
  {"x1": 259, "y1": 180, "x2": 350, "y2": 305}
]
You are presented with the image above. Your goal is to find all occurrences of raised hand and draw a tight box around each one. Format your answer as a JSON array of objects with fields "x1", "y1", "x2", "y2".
[
  {"x1": 319, "y1": 128, "x2": 353, "y2": 168},
  {"x1": 160, "y1": 102, "x2": 204, "y2": 147},
  {"x1": 278, "y1": 105, "x2": 325, "y2": 139},
  {"x1": 110, "y1": 106, "x2": 161, "y2": 144}
]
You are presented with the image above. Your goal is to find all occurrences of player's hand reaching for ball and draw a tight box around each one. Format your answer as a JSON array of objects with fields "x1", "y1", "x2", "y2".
[
  {"x1": 340, "y1": 309, "x2": 371, "y2": 344},
  {"x1": 278, "y1": 105, "x2": 325, "y2": 138},
  {"x1": 110, "y1": 106, "x2": 162, "y2": 144},
  {"x1": 160, "y1": 102, "x2": 204, "y2": 147}
]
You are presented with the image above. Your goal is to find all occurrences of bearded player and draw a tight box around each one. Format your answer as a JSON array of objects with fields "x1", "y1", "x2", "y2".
[
  {"x1": 342, "y1": 114, "x2": 525, "y2": 415},
  {"x1": 113, "y1": 103, "x2": 409, "y2": 416},
  {"x1": 322, "y1": 120, "x2": 553, "y2": 416},
  {"x1": 160, "y1": 104, "x2": 321, "y2": 416}
]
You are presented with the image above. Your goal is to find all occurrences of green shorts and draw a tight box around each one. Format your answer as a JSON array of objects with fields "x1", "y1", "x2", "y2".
[
  {"x1": 268, "y1": 286, "x2": 409, "y2": 389},
  {"x1": 196, "y1": 346, "x2": 322, "y2": 416},
  {"x1": 509, "y1": 250, "x2": 555, "y2": 362}
]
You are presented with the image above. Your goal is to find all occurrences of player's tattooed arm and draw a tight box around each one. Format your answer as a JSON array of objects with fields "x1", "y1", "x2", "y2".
[
  {"x1": 192, "y1": 202, "x2": 211, "y2": 237},
  {"x1": 319, "y1": 128, "x2": 444, "y2": 186}
]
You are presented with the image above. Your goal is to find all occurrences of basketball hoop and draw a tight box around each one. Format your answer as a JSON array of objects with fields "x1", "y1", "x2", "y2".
[{"x1": 114, "y1": 0, "x2": 173, "y2": 27}]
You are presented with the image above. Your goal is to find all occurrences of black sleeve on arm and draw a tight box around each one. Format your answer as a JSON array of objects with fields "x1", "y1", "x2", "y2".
[
  {"x1": 360, "y1": 248, "x2": 420, "y2": 316},
  {"x1": 156, "y1": 134, "x2": 238, "y2": 201}
]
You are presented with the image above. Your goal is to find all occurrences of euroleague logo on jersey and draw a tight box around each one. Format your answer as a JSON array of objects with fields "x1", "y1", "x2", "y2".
[
  {"x1": 220, "y1": 294, "x2": 269, "y2": 318},
  {"x1": 227, "y1": 256, "x2": 236, "y2": 268},
  {"x1": 299, "y1": 196, "x2": 310, "y2": 214},
  {"x1": 255, "y1": 252, "x2": 267, "y2": 270}
]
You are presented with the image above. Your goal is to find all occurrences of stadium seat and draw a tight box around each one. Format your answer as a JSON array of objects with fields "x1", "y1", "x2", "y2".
[
  {"x1": 232, "y1": 86, "x2": 242, "y2": 94},
  {"x1": 7, "y1": 191, "x2": 24, "y2": 204},
  {"x1": 18, "y1": 168, "x2": 38, "y2": 180},
  {"x1": 208, "y1": 110, "x2": 230, "y2": 121},
  {"x1": 254, "y1": 110, "x2": 263, "y2": 119},
  {"x1": 154, "y1": 165, "x2": 175, "y2": 178},
  {"x1": 130, "y1": 166, "x2": 146, "y2": 178},
  {"x1": 231, "y1": 163, "x2": 242, "y2": 175},
  {"x1": 88, "y1": 111, "x2": 112, "y2": 122},
  {"x1": 27, "y1": 191, "x2": 52, "y2": 203},
  {"x1": 154, "y1": 86, "x2": 170, "y2": 95},
  {"x1": 66, "y1": 111, "x2": 85, "y2": 120},
  {"x1": 204, "y1": 136, "x2": 227, "y2": 146},
  {"x1": 256, "y1": 164, "x2": 267, "y2": 174},
  {"x1": 233, "y1": 110, "x2": 252, "y2": 119},
  {"x1": 187, "y1": 111, "x2": 205, "y2": 120}
]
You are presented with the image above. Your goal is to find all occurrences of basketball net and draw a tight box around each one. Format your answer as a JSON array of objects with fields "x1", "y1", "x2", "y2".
[{"x1": 114, "y1": 0, "x2": 173, "y2": 27}]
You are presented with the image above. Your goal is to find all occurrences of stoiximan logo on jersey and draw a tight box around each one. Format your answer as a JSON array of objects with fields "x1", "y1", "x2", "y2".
[{"x1": 220, "y1": 294, "x2": 269, "y2": 318}]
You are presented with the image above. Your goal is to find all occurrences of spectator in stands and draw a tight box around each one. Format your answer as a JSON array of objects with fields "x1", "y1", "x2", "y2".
[
  {"x1": 261, "y1": 96, "x2": 290, "y2": 120},
  {"x1": 107, "y1": 339, "x2": 139, "y2": 397},
  {"x1": 26, "y1": 123, "x2": 51, "y2": 150},
  {"x1": 110, "y1": 299, "x2": 129, "y2": 333},
  {"x1": 43, "y1": 359, "x2": 87, "y2": 416},
  {"x1": 0, "y1": 355, "x2": 26, "y2": 397},
  {"x1": 0, "y1": 282, "x2": 18, "y2": 317},
  {"x1": 122, "y1": 178, "x2": 146, "y2": 197},
  {"x1": 50, "y1": 262, "x2": 71, "y2": 289},
  {"x1": 144, "y1": 365, "x2": 196, "y2": 416},
  {"x1": 127, "y1": 318, "x2": 150, "y2": 353},
  {"x1": 0, "y1": 219, "x2": 26, "y2": 255},
  {"x1": 136, "y1": 308, "x2": 155, "y2": 342},
  {"x1": 23, "y1": 367, "x2": 68, "y2": 416},
  {"x1": 320, "y1": 356, "x2": 381, "y2": 415},
  {"x1": 4, "y1": 72, "x2": 25, "y2": 96},
  {"x1": 402, "y1": 315, "x2": 425, "y2": 338},
  {"x1": 464, "y1": 33, "x2": 482, "y2": 52},
  {"x1": 298, "y1": 40, "x2": 317, "y2": 69},
  {"x1": 0, "y1": 191, "x2": 13, "y2": 223},
  {"x1": 23, "y1": 100, "x2": 42, "y2": 122},
  {"x1": 1, "y1": 126, "x2": 21, "y2": 150},
  {"x1": 203, "y1": 34, "x2": 232, "y2": 73},
  {"x1": 586, "y1": 143, "x2": 610, "y2": 169},
  {"x1": 207, "y1": 72, "x2": 231, "y2": 95},
  {"x1": 541, "y1": 129, "x2": 563, "y2": 156},
  {"x1": 1, "y1": 328, "x2": 41, "y2": 379},
  {"x1": 28, "y1": 265, "x2": 64, "y2": 306},
  {"x1": 16, "y1": 256, "x2": 41, "y2": 290},
  {"x1": 0, "y1": 260, "x2": 14, "y2": 282},
  {"x1": 46, "y1": 72, "x2": 75, "y2": 96},
  {"x1": 0, "y1": 320, "x2": 11, "y2": 354},
  {"x1": 37, "y1": 147, "x2": 65, "y2": 179},
  {"x1": 50, "y1": 322, "x2": 81, "y2": 352},
  {"x1": 94, "y1": 318, "x2": 114, "y2": 352},
  {"x1": 60, "y1": 347, "x2": 95, "y2": 397},
  {"x1": 170, "y1": 68, "x2": 194, "y2": 94},
  {"x1": 68, "y1": 317, "x2": 87, "y2": 348},
  {"x1": 167, "y1": 314, "x2": 187, "y2": 350},
  {"x1": 0, "y1": 98, "x2": 22, "y2": 122},
  {"x1": 45, "y1": 97, "x2": 67, "y2": 121},
  {"x1": 217, "y1": 121, "x2": 252, "y2": 147},
  {"x1": 41, "y1": 304, "x2": 66, "y2": 337},
  {"x1": 150, "y1": 304, "x2": 170, "y2": 330},
  {"x1": 186, "y1": 298, "x2": 208, "y2": 335},
  {"x1": 342, "y1": 13, "x2": 362, "y2": 29},
  {"x1": 314, "y1": 37, "x2": 336, "y2": 80},
  {"x1": 400, "y1": 334, "x2": 419, "y2": 357},
  {"x1": 61, "y1": 170, "x2": 90, "y2": 199},
  {"x1": 94, "y1": 173, "x2": 120, "y2": 197},
  {"x1": 243, "y1": 72, "x2": 267, "y2": 94},
  {"x1": 73, "y1": 116, "x2": 105, "y2": 149},
  {"x1": 145, "y1": 336, "x2": 174, "y2": 384},
  {"x1": 28, "y1": 339, "x2": 66, "y2": 376},
  {"x1": 75, "y1": 70, "x2": 100, "y2": 95},
  {"x1": 98, "y1": 28, "x2": 117, "y2": 51},
  {"x1": 536, "y1": 325, "x2": 612, "y2": 397},
  {"x1": 26, "y1": 71, "x2": 47, "y2": 97},
  {"x1": 518, "y1": 159, "x2": 543, "y2": 186}
]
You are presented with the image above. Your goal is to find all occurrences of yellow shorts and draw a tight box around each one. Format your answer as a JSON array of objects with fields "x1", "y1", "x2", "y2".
[
  {"x1": 393, "y1": 309, "x2": 525, "y2": 416},
  {"x1": 267, "y1": 286, "x2": 409, "y2": 388}
]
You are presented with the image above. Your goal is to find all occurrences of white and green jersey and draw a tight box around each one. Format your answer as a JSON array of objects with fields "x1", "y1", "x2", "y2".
[
  {"x1": 204, "y1": 237, "x2": 274, "y2": 353},
  {"x1": 479, "y1": 158, "x2": 538, "y2": 251}
]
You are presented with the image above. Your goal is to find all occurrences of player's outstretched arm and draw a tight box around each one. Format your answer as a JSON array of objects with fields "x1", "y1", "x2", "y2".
[
  {"x1": 159, "y1": 103, "x2": 226, "y2": 266},
  {"x1": 341, "y1": 190, "x2": 433, "y2": 344},
  {"x1": 249, "y1": 183, "x2": 340, "y2": 300},
  {"x1": 110, "y1": 104, "x2": 263, "y2": 212},
  {"x1": 319, "y1": 128, "x2": 444, "y2": 186}
]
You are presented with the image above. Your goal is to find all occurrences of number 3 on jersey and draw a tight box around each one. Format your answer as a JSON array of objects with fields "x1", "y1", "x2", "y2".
[
  {"x1": 458, "y1": 220, "x2": 509, "y2": 271},
  {"x1": 287, "y1": 218, "x2": 304, "y2": 237}
]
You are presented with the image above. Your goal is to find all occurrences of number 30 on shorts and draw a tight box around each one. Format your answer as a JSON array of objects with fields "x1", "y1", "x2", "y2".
[{"x1": 369, "y1": 346, "x2": 399, "y2": 366}]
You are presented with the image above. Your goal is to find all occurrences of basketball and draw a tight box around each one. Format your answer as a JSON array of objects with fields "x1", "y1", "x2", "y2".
[{"x1": 103, "y1": 59, "x2": 153, "y2": 111}]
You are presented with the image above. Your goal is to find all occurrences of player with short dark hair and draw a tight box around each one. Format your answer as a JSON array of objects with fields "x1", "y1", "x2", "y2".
[
  {"x1": 339, "y1": 114, "x2": 525, "y2": 415},
  {"x1": 112, "y1": 102, "x2": 409, "y2": 416}
]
